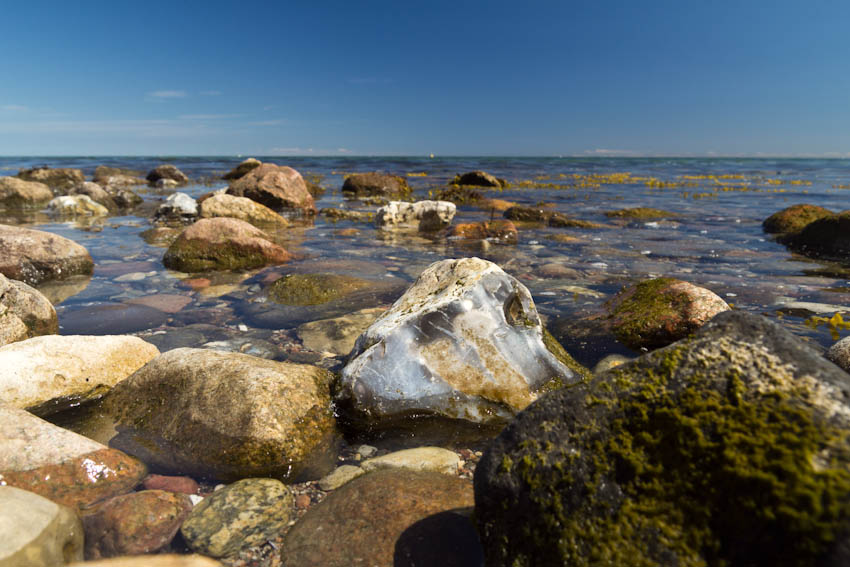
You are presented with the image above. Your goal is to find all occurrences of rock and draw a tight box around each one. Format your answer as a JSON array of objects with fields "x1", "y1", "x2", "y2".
[
  {"x1": 604, "y1": 207, "x2": 678, "y2": 219},
  {"x1": 198, "y1": 193, "x2": 288, "y2": 227},
  {"x1": 162, "y1": 217, "x2": 291, "y2": 272},
  {"x1": 0, "y1": 224, "x2": 94, "y2": 285},
  {"x1": 284, "y1": 469, "x2": 481, "y2": 567},
  {"x1": 436, "y1": 185, "x2": 484, "y2": 204},
  {"x1": 297, "y1": 307, "x2": 386, "y2": 355},
  {"x1": 18, "y1": 166, "x2": 85, "y2": 191},
  {"x1": 268, "y1": 273, "x2": 372, "y2": 306},
  {"x1": 0, "y1": 335, "x2": 159, "y2": 415},
  {"x1": 69, "y1": 555, "x2": 222, "y2": 567},
  {"x1": 156, "y1": 179, "x2": 179, "y2": 189},
  {"x1": 146, "y1": 165, "x2": 188, "y2": 186},
  {"x1": 338, "y1": 257, "x2": 582, "y2": 427},
  {"x1": 69, "y1": 182, "x2": 119, "y2": 211},
  {"x1": 154, "y1": 192, "x2": 198, "y2": 223},
  {"x1": 782, "y1": 211, "x2": 850, "y2": 261},
  {"x1": 47, "y1": 195, "x2": 110, "y2": 216},
  {"x1": 763, "y1": 203, "x2": 833, "y2": 234},
  {"x1": 82, "y1": 490, "x2": 193, "y2": 559},
  {"x1": 142, "y1": 474, "x2": 200, "y2": 495},
  {"x1": 0, "y1": 485, "x2": 84, "y2": 566},
  {"x1": 59, "y1": 303, "x2": 168, "y2": 335},
  {"x1": 180, "y1": 478, "x2": 293, "y2": 558},
  {"x1": 221, "y1": 158, "x2": 261, "y2": 180},
  {"x1": 318, "y1": 465, "x2": 366, "y2": 491},
  {"x1": 591, "y1": 353, "x2": 631, "y2": 374},
  {"x1": 534, "y1": 263, "x2": 580, "y2": 279},
  {"x1": 104, "y1": 185, "x2": 143, "y2": 209},
  {"x1": 827, "y1": 336, "x2": 850, "y2": 372},
  {"x1": 452, "y1": 170, "x2": 504, "y2": 188},
  {"x1": 606, "y1": 277, "x2": 730, "y2": 350},
  {"x1": 105, "y1": 348, "x2": 339, "y2": 481},
  {"x1": 474, "y1": 310, "x2": 850, "y2": 567},
  {"x1": 0, "y1": 177, "x2": 53, "y2": 209},
  {"x1": 361, "y1": 447, "x2": 459, "y2": 475},
  {"x1": 448, "y1": 220, "x2": 518, "y2": 243},
  {"x1": 504, "y1": 205, "x2": 602, "y2": 228},
  {"x1": 92, "y1": 165, "x2": 146, "y2": 186},
  {"x1": 140, "y1": 226, "x2": 180, "y2": 247},
  {"x1": 320, "y1": 207, "x2": 374, "y2": 223},
  {"x1": 342, "y1": 172, "x2": 411, "y2": 198},
  {"x1": 0, "y1": 273, "x2": 57, "y2": 347},
  {"x1": 376, "y1": 200, "x2": 456, "y2": 232},
  {"x1": 0, "y1": 407, "x2": 147, "y2": 510},
  {"x1": 126, "y1": 294, "x2": 192, "y2": 314},
  {"x1": 226, "y1": 163, "x2": 315, "y2": 213}
]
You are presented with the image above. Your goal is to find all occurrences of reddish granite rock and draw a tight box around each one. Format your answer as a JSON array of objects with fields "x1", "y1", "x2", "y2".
[
  {"x1": 82, "y1": 489, "x2": 193, "y2": 559},
  {"x1": 142, "y1": 474, "x2": 200, "y2": 495},
  {"x1": 448, "y1": 220, "x2": 518, "y2": 243},
  {"x1": 0, "y1": 224, "x2": 94, "y2": 285},
  {"x1": 162, "y1": 217, "x2": 291, "y2": 272},
  {"x1": 0, "y1": 273, "x2": 58, "y2": 346},
  {"x1": 227, "y1": 163, "x2": 315, "y2": 213}
]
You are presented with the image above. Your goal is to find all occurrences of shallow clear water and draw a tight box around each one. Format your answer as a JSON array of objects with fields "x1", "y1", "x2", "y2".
[{"x1": 3, "y1": 156, "x2": 850, "y2": 372}]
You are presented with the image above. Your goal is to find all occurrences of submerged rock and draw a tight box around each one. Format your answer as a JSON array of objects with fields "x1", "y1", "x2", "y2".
[
  {"x1": 162, "y1": 217, "x2": 291, "y2": 272},
  {"x1": 146, "y1": 164, "x2": 189, "y2": 186},
  {"x1": 69, "y1": 182, "x2": 120, "y2": 211},
  {"x1": 0, "y1": 224, "x2": 94, "y2": 285},
  {"x1": 47, "y1": 194, "x2": 110, "y2": 217},
  {"x1": 474, "y1": 311, "x2": 850, "y2": 567},
  {"x1": 338, "y1": 257, "x2": 582, "y2": 427},
  {"x1": 762, "y1": 203, "x2": 833, "y2": 234},
  {"x1": 154, "y1": 192, "x2": 198, "y2": 223},
  {"x1": 18, "y1": 166, "x2": 85, "y2": 191},
  {"x1": 606, "y1": 277, "x2": 729, "y2": 350},
  {"x1": 268, "y1": 273, "x2": 372, "y2": 306},
  {"x1": 105, "y1": 348, "x2": 339, "y2": 481},
  {"x1": 504, "y1": 205, "x2": 602, "y2": 228},
  {"x1": 0, "y1": 485, "x2": 84, "y2": 566},
  {"x1": 92, "y1": 165, "x2": 146, "y2": 186},
  {"x1": 226, "y1": 163, "x2": 315, "y2": 213},
  {"x1": 604, "y1": 207, "x2": 678, "y2": 219},
  {"x1": 198, "y1": 193, "x2": 288, "y2": 227},
  {"x1": 342, "y1": 172, "x2": 411, "y2": 198},
  {"x1": 0, "y1": 176, "x2": 53, "y2": 209},
  {"x1": 69, "y1": 555, "x2": 222, "y2": 567},
  {"x1": 448, "y1": 220, "x2": 518, "y2": 244},
  {"x1": 376, "y1": 200, "x2": 456, "y2": 232},
  {"x1": 0, "y1": 273, "x2": 57, "y2": 347},
  {"x1": 296, "y1": 306, "x2": 386, "y2": 355}
]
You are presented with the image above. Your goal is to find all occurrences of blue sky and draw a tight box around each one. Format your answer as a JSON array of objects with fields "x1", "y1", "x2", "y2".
[{"x1": 0, "y1": 0, "x2": 848, "y2": 156}]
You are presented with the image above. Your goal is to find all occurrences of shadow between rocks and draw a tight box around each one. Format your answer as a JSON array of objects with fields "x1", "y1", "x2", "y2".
[{"x1": 393, "y1": 508, "x2": 484, "y2": 567}]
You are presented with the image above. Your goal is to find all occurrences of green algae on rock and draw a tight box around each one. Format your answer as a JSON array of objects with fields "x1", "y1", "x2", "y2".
[
  {"x1": 268, "y1": 273, "x2": 373, "y2": 306},
  {"x1": 474, "y1": 311, "x2": 850, "y2": 567},
  {"x1": 607, "y1": 277, "x2": 729, "y2": 350},
  {"x1": 604, "y1": 207, "x2": 679, "y2": 219},
  {"x1": 762, "y1": 203, "x2": 833, "y2": 235}
]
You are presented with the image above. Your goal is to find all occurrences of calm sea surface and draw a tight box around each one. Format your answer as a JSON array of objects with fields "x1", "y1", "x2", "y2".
[{"x1": 2, "y1": 156, "x2": 849, "y2": 368}]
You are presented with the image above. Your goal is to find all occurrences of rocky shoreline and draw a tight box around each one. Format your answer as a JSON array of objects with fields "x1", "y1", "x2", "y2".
[{"x1": 1, "y1": 160, "x2": 850, "y2": 566}]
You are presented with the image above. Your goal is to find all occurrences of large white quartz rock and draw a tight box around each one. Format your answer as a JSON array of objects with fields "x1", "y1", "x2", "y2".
[
  {"x1": 376, "y1": 200, "x2": 456, "y2": 232},
  {"x1": 47, "y1": 194, "x2": 109, "y2": 217},
  {"x1": 154, "y1": 192, "x2": 198, "y2": 222},
  {"x1": 338, "y1": 257, "x2": 577, "y2": 425}
]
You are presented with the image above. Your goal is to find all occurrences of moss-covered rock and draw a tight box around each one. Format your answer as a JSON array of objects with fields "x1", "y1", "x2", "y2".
[
  {"x1": 762, "y1": 203, "x2": 833, "y2": 235},
  {"x1": 341, "y1": 172, "x2": 411, "y2": 198},
  {"x1": 604, "y1": 207, "x2": 679, "y2": 219},
  {"x1": 607, "y1": 277, "x2": 729, "y2": 350},
  {"x1": 504, "y1": 205, "x2": 602, "y2": 228},
  {"x1": 268, "y1": 273, "x2": 372, "y2": 306},
  {"x1": 474, "y1": 311, "x2": 850, "y2": 567},
  {"x1": 781, "y1": 211, "x2": 850, "y2": 261}
]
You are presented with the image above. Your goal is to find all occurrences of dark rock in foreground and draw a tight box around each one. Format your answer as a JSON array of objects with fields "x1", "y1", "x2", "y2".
[
  {"x1": 781, "y1": 211, "x2": 850, "y2": 261},
  {"x1": 475, "y1": 311, "x2": 850, "y2": 567}
]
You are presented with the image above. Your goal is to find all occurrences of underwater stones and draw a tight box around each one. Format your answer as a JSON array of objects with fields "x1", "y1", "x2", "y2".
[
  {"x1": 296, "y1": 306, "x2": 386, "y2": 355},
  {"x1": 0, "y1": 176, "x2": 53, "y2": 209},
  {"x1": 762, "y1": 203, "x2": 833, "y2": 235},
  {"x1": 146, "y1": 164, "x2": 189, "y2": 186},
  {"x1": 47, "y1": 194, "x2": 110, "y2": 217},
  {"x1": 474, "y1": 310, "x2": 850, "y2": 567},
  {"x1": 448, "y1": 220, "x2": 518, "y2": 244},
  {"x1": 284, "y1": 469, "x2": 479, "y2": 567},
  {"x1": 69, "y1": 555, "x2": 222, "y2": 567},
  {"x1": 318, "y1": 465, "x2": 366, "y2": 491},
  {"x1": 0, "y1": 485, "x2": 84, "y2": 566},
  {"x1": 607, "y1": 277, "x2": 730, "y2": 350},
  {"x1": 180, "y1": 478, "x2": 293, "y2": 558},
  {"x1": 604, "y1": 206, "x2": 678, "y2": 219},
  {"x1": 782, "y1": 211, "x2": 850, "y2": 261},
  {"x1": 0, "y1": 224, "x2": 94, "y2": 285},
  {"x1": 342, "y1": 172, "x2": 411, "y2": 198},
  {"x1": 162, "y1": 217, "x2": 291, "y2": 272},
  {"x1": 0, "y1": 273, "x2": 57, "y2": 347},
  {"x1": 82, "y1": 490, "x2": 193, "y2": 559},
  {"x1": 198, "y1": 193, "x2": 289, "y2": 227},
  {"x1": 452, "y1": 170, "x2": 505, "y2": 188},
  {"x1": 504, "y1": 205, "x2": 601, "y2": 228},
  {"x1": 154, "y1": 192, "x2": 198, "y2": 223},
  {"x1": 268, "y1": 272, "x2": 372, "y2": 306},
  {"x1": 0, "y1": 334, "x2": 159, "y2": 415},
  {"x1": 69, "y1": 182, "x2": 119, "y2": 211},
  {"x1": 361, "y1": 447, "x2": 459, "y2": 475},
  {"x1": 221, "y1": 157, "x2": 261, "y2": 180},
  {"x1": 105, "y1": 348, "x2": 338, "y2": 481},
  {"x1": 338, "y1": 257, "x2": 579, "y2": 426},
  {"x1": 18, "y1": 166, "x2": 85, "y2": 191},
  {"x1": 376, "y1": 200, "x2": 456, "y2": 232},
  {"x1": 226, "y1": 163, "x2": 316, "y2": 213},
  {"x1": 0, "y1": 407, "x2": 147, "y2": 510},
  {"x1": 93, "y1": 165, "x2": 146, "y2": 186}
]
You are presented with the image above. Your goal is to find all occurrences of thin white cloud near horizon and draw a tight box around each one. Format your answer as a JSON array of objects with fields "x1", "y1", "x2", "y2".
[
  {"x1": 1, "y1": 105, "x2": 29, "y2": 112},
  {"x1": 147, "y1": 90, "x2": 188, "y2": 99}
]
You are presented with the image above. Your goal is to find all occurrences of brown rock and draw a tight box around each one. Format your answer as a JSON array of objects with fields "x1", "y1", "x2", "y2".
[
  {"x1": 341, "y1": 172, "x2": 411, "y2": 198},
  {"x1": 0, "y1": 273, "x2": 57, "y2": 346},
  {"x1": 227, "y1": 163, "x2": 315, "y2": 213},
  {"x1": 452, "y1": 170, "x2": 504, "y2": 187},
  {"x1": 70, "y1": 181, "x2": 119, "y2": 211},
  {"x1": 504, "y1": 205, "x2": 602, "y2": 228},
  {"x1": 142, "y1": 474, "x2": 200, "y2": 495},
  {"x1": 82, "y1": 490, "x2": 193, "y2": 559},
  {"x1": 126, "y1": 294, "x2": 193, "y2": 314},
  {"x1": 199, "y1": 193, "x2": 289, "y2": 227},
  {"x1": 93, "y1": 165, "x2": 146, "y2": 186},
  {"x1": 0, "y1": 176, "x2": 53, "y2": 209},
  {"x1": 18, "y1": 166, "x2": 85, "y2": 190},
  {"x1": 448, "y1": 220, "x2": 517, "y2": 243},
  {"x1": 0, "y1": 224, "x2": 94, "y2": 285},
  {"x1": 146, "y1": 165, "x2": 189, "y2": 186},
  {"x1": 221, "y1": 158, "x2": 261, "y2": 180},
  {"x1": 284, "y1": 469, "x2": 480, "y2": 567},
  {"x1": 762, "y1": 203, "x2": 833, "y2": 234},
  {"x1": 70, "y1": 554, "x2": 222, "y2": 567},
  {"x1": 162, "y1": 217, "x2": 291, "y2": 272}
]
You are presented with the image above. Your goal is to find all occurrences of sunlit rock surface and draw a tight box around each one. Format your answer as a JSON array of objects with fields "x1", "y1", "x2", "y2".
[
  {"x1": 338, "y1": 257, "x2": 577, "y2": 426},
  {"x1": 376, "y1": 200, "x2": 456, "y2": 232}
]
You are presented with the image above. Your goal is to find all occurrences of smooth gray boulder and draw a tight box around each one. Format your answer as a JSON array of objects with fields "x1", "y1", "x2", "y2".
[{"x1": 338, "y1": 257, "x2": 580, "y2": 426}]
